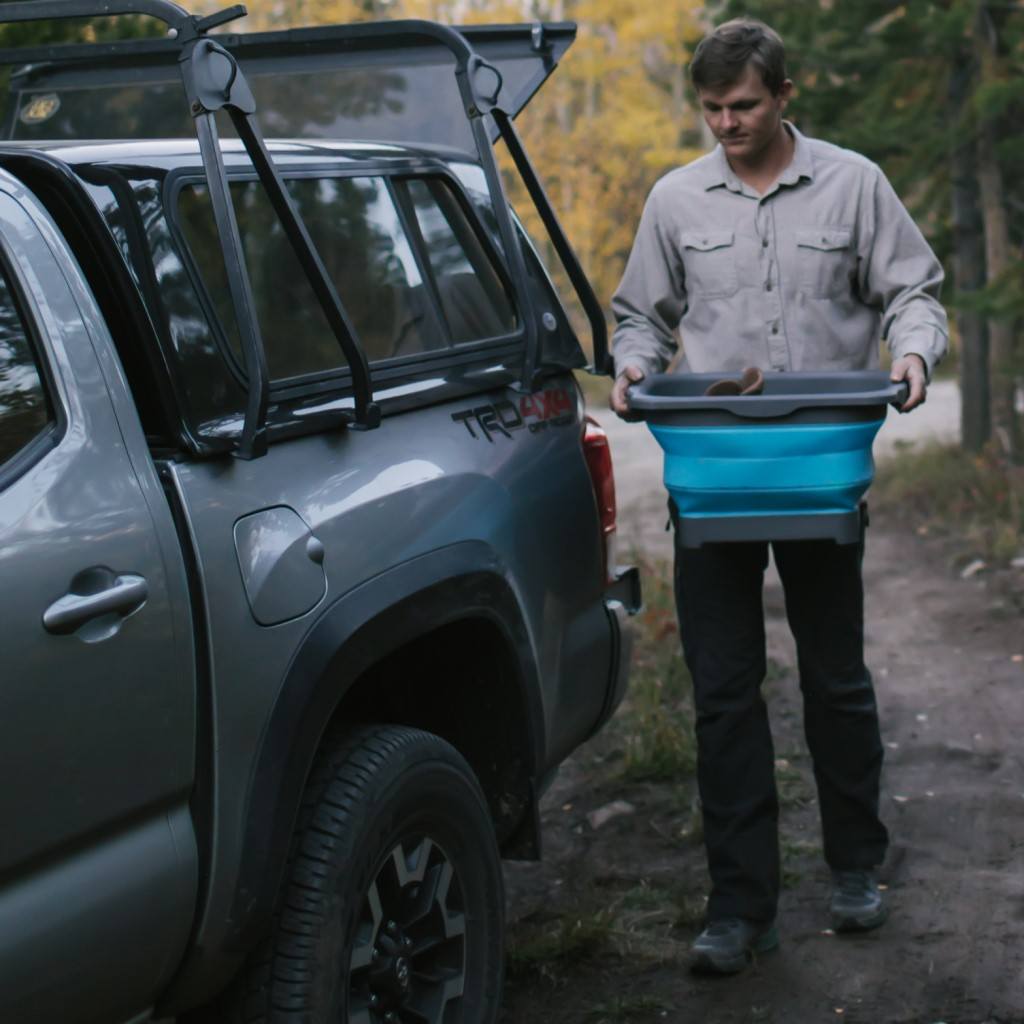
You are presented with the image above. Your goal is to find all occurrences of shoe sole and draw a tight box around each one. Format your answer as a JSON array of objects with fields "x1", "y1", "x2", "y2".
[
  {"x1": 690, "y1": 925, "x2": 779, "y2": 975},
  {"x1": 831, "y1": 904, "x2": 889, "y2": 933}
]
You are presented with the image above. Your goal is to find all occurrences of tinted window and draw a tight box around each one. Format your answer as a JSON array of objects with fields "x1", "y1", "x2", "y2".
[
  {"x1": 404, "y1": 177, "x2": 517, "y2": 344},
  {"x1": 179, "y1": 176, "x2": 438, "y2": 381},
  {"x1": 177, "y1": 174, "x2": 518, "y2": 384},
  {"x1": 88, "y1": 174, "x2": 249, "y2": 446},
  {"x1": 0, "y1": 267, "x2": 50, "y2": 466}
]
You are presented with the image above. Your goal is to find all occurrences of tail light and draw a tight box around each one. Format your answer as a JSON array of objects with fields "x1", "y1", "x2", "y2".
[{"x1": 582, "y1": 415, "x2": 618, "y2": 584}]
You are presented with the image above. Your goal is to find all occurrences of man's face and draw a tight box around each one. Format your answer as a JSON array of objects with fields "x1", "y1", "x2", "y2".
[{"x1": 698, "y1": 63, "x2": 792, "y2": 164}]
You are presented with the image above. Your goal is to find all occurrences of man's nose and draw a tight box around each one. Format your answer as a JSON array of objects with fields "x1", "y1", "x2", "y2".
[{"x1": 720, "y1": 108, "x2": 737, "y2": 131}]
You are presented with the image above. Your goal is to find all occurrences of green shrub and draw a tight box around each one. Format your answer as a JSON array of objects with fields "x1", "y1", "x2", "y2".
[
  {"x1": 613, "y1": 557, "x2": 697, "y2": 782},
  {"x1": 873, "y1": 442, "x2": 1024, "y2": 562}
]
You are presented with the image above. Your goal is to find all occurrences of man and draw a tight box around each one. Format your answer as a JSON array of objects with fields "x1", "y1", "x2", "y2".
[{"x1": 610, "y1": 19, "x2": 948, "y2": 975}]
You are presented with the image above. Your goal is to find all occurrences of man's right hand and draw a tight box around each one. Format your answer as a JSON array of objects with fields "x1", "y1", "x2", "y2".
[{"x1": 610, "y1": 366, "x2": 646, "y2": 417}]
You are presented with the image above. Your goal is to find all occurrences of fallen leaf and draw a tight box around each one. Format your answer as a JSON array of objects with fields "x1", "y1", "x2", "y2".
[
  {"x1": 1012, "y1": 655, "x2": 1023, "y2": 663},
  {"x1": 960, "y1": 558, "x2": 987, "y2": 579},
  {"x1": 586, "y1": 800, "x2": 636, "y2": 831},
  {"x1": 892, "y1": 795, "x2": 910, "y2": 803},
  {"x1": 916, "y1": 713, "x2": 928, "y2": 722},
  {"x1": 562, "y1": 803, "x2": 573, "y2": 812}
]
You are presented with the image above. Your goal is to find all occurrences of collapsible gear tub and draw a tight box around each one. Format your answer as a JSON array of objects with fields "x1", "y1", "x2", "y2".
[{"x1": 627, "y1": 371, "x2": 908, "y2": 547}]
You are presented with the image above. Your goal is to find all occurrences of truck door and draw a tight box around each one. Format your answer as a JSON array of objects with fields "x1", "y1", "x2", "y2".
[{"x1": 0, "y1": 182, "x2": 197, "y2": 1024}]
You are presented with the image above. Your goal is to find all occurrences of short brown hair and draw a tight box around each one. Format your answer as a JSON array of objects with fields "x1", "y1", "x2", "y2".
[{"x1": 690, "y1": 18, "x2": 788, "y2": 96}]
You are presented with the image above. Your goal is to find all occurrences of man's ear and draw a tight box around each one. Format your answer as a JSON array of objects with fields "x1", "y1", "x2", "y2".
[{"x1": 777, "y1": 78, "x2": 794, "y2": 108}]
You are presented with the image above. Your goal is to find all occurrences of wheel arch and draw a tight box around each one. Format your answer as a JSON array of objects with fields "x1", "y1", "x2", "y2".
[{"x1": 224, "y1": 541, "x2": 545, "y2": 953}]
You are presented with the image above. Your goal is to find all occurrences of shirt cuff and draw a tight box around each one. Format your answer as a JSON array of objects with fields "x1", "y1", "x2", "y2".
[
  {"x1": 890, "y1": 332, "x2": 946, "y2": 382},
  {"x1": 612, "y1": 347, "x2": 666, "y2": 382}
]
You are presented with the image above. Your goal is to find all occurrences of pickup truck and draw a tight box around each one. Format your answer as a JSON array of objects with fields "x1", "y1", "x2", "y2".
[{"x1": 0, "y1": 3, "x2": 639, "y2": 1023}]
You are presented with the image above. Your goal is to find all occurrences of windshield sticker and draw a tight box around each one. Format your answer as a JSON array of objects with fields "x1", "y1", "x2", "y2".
[
  {"x1": 452, "y1": 387, "x2": 574, "y2": 443},
  {"x1": 20, "y1": 93, "x2": 61, "y2": 126}
]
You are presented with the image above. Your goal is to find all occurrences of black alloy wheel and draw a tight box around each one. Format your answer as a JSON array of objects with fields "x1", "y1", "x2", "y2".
[
  {"x1": 348, "y1": 834, "x2": 467, "y2": 1023},
  {"x1": 215, "y1": 724, "x2": 505, "y2": 1024}
]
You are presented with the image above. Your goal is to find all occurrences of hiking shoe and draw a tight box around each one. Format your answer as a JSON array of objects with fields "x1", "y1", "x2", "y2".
[
  {"x1": 830, "y1": 870, "x2": 889, "y2": 932},
  {"x1": 690, "y1": 917, "x2": 779, "y2": 975}
]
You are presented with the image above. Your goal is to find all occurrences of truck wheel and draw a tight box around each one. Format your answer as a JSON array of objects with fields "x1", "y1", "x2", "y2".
[{"x1": 258, "y1": 725, "x2": 504, "y2": 1024}]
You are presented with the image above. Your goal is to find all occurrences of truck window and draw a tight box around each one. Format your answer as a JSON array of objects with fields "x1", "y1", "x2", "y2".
[
  {"x1": 0, "y1": 265, "x2": 51, "y2": 470},
  {"x1": 401, "y1": 177, "x2": 517, "y2": 344},
  {"x1": 175, "y1": 173, "x2": 517, "y2": 385}
]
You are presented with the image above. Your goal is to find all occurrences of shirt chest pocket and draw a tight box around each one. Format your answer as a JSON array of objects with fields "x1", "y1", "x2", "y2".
[
  {"x1": 680, "y1": 230, "x2": 738, "y2": 299},
  {"x1": 795, "y1": 228, "x2": 854, "y2": 299}
]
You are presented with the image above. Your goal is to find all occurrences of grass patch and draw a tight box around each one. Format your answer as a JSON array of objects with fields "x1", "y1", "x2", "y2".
[
  {"x1": 613, "y1": 556, "x2": 697, "y2": 783},
  {"x1": 780, "y1": 837, "x2": 823, "y2": 890},
  {"x1": 583, "y1": 995, "x2": 673, "y2": 1022},
  {"x1": 775, "y1": 757, "x2": 814, "y2": 809},
  {"x1": 506, "y1": 909, "x2": 617, "y2": 981},
  {"x1": 873, "y1": 442, "x2": 1024, "y2": 562},
  {"x1": 617, "y1": 881, "x2": 669, "y2": 912},
  {"x1": 671, "y1": 889, "x2": 709, "y2": 930},
  {"x1": 506, "y1": 878, "x2": 700, "y2": 984}
]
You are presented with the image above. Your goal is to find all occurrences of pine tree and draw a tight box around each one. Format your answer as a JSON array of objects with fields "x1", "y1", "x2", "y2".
[{"x1": 720, "y1": 0, "x2": 1023, "y2": 456}]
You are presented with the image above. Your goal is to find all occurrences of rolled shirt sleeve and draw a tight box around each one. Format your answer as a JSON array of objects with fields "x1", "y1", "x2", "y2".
[
  {"x1": 610, "y1": 182, "x2": 684, "y2": 379},
  {"x1": 857, "y1": 167, "x2": 949, "y2": 380}
]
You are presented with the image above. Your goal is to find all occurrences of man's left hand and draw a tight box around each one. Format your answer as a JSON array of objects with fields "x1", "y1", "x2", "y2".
[{"x1": 890, "y1": 354, "x2": 927, "y2": 413}]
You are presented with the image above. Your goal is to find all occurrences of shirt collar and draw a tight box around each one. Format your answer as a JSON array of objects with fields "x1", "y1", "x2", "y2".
[{"x1": 703, "y1": 121, "x2": 814, "y2": 193}]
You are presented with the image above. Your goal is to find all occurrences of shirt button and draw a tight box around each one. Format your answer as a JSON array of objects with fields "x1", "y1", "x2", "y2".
[
  {"x1": 762, "y1": 238, "x2": 769, "y2": 248},
  {"x1": 765, "y1": 283, "x2": 773, "y2": 292},
  {"x1": 772, "y1": 326, "x2": 779, "y2": 335}
]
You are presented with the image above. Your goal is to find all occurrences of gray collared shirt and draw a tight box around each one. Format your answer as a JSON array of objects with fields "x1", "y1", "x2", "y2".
[{"x1": 611, "y1": 124, "x2": 948, "y2": 379}]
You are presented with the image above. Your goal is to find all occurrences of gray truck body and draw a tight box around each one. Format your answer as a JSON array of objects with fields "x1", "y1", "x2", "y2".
[{"x1": 0, "y1": 19, "x2": 637, "y2": 1023}]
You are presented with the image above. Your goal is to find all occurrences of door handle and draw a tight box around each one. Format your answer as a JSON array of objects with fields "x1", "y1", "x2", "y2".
[{"x1": 43, "y1": 572, "x2": 149, "y2": 636}]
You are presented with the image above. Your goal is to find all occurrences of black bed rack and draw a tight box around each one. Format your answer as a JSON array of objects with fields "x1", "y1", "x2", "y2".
[{"x1": 0, "y1": 2, "x2": 610, "y2": 459}]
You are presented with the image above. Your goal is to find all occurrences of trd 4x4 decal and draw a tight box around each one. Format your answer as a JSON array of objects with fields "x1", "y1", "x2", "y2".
[{"x1": 452, "y1": 387, "x2": 575, "y2": 443}]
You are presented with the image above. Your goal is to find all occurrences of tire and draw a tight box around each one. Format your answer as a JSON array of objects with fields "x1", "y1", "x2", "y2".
[{"x1": 224, "y1": 724, "x2": 505, "y2": 1024}]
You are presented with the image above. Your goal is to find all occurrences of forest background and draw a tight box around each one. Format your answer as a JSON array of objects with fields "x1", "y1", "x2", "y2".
[{"x1": 1, "y1": 0, "x2": 1022, "y2": 472}]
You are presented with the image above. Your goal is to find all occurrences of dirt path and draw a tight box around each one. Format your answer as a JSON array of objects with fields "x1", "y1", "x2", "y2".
[{"x1": 500, "y1": 387, "x2": 1024, "y2": 1024}]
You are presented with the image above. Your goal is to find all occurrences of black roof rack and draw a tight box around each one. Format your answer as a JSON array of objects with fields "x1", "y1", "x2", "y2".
[{"x1": 0, "y1": 4, "x2": 609, "y2": 458}]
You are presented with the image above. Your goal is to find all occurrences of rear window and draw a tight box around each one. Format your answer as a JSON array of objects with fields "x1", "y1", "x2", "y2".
[
  {"x1": 406, "y1": 177, "x2": 516, "y2": 344},
  {"x1": 176, "y1": 174, "x2": 517, "y2": 384}
]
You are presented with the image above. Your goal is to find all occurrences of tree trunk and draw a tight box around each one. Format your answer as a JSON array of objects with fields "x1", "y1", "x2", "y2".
[
  {"x1": 949, "y1": 56, "x2": 989, "y2": 452},
  {"x1": 974, "y1": 3, "x2": 1020, "y2": 459}
]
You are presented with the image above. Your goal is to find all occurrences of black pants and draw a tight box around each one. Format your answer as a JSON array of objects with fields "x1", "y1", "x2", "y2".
[{"x1": 673, "y1": 526, "x2": 889, "y2": 923}]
